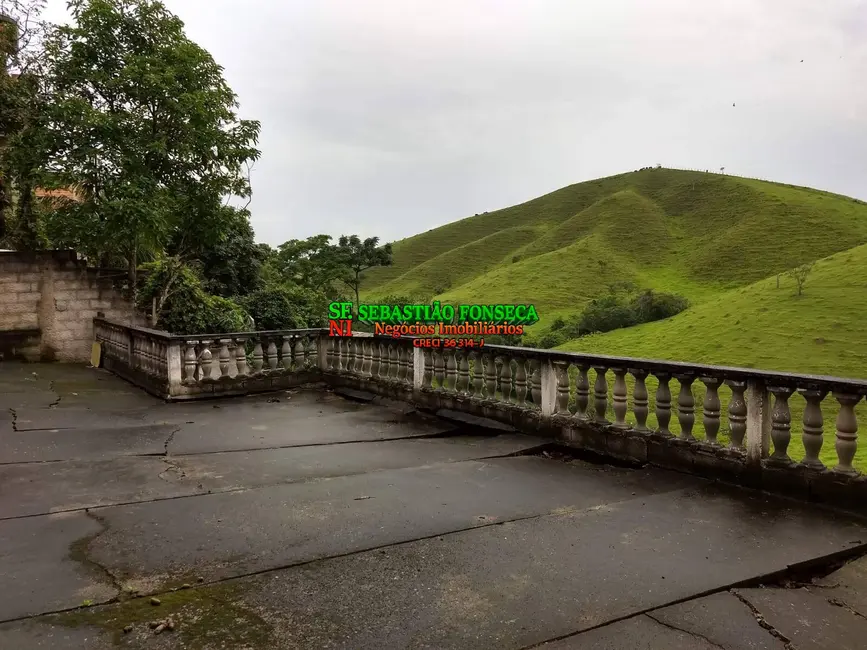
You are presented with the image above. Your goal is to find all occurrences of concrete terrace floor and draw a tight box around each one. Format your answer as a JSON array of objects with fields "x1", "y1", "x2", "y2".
[{"x1": 3, "y1": 365, "x2": 867, "y2": 648}]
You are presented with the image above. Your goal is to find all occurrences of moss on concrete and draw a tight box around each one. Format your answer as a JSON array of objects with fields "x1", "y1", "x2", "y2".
[{"x1": 53, "y1": 582, "x2": 274, "y2": 648}]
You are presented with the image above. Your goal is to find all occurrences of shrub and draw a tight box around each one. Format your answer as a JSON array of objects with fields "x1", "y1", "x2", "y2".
[
  {"x1": 631, "y1": 290, "x2": 689, "y2": 322},
  {"x1": 238, "y1": 285, "x2": 328, "y2": 330},
  {"x1": 579, "y1": 295, "x2": 638, "y2": 334},
  {"x1": 139, "y1": 261, "x2": 250, "y2": 335}
]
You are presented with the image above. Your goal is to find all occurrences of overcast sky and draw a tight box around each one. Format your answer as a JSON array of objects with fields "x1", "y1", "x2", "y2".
[{"x1": 41, "y1": 0, "x2": 867, "y2": 246}]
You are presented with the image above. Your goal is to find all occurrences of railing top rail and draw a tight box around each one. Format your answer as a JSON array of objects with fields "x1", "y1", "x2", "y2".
[
  {"x1": 93, "y1": 317, "x2": 328, "y2": 342},
  {"x1": 371, "y1": 334, "x2": 867, "y2": 392}
]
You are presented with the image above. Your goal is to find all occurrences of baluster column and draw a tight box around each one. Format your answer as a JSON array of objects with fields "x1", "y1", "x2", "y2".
[
  {"x1": 726, "y1": 380, "x2": 747, "y2": 449},
  {"x1": 631, "y1": 369, "x2": 649, "y2": 431},
  {"x1": 675, "y1": 374, "x2": 695, "y2": 439},
  {"x1": 530, "y1": 360, "x2": 542, "y2": 409},
  {"x1": 252, "y1": 340, "x2": 264, "y2": 374},
  {"x1": 235, "y1": 337, "x2": 249, "y2": 377},
  {"x1": 457, "y1": 351, "x2": 470, "y2": 394},
  {"x1": 800, "y1": 389, "x2": 827, "y2": 468},
  {"x1": 471, "y1": 351, "x2": 484, "y2": 397},
  {"x1": 499, "y1": 356, "x2": 513, "y2": 403},
  {"x1": 483, "y1": 353, "x2": 496, "y2": 398},
  {"x1": 200, "y1": 341, "x2": 214, "y2": 380},
  {"x1": 612, "y1": 368, "x2": 628, "y2": 428},
  {"x1": 266, "y1": 339, "x2": 278, "y2": 371},
  {"x1": 833, "y1": 392, "x2": 862, "y2": 475},
  {"x1": 184, "y1": 342, "x2": 197, "y2": 383},
  {"x1": 574, "y1": 367, "x2": 590, "y2": 420},
  {"x1": 514, "y1": 357, "x2": 528, "y2": 406},
  {"x1": 593, "y1": 367, "x2": 609, "y2": 423},
  {"x1": 701, "y1": 377, "x2": 722, "y2": 445},
  {"x1": 218, "y1": 339, "x2": 232, "y2": 378},
  {"x1": 769, "y1": 386, "x2": 794, "y2": 463},
  {"x1": 655, "y1": 373, "x2": 672, "y2": 436},
  {"x1": 554, "y1": 361, "x2": 570, "y2": 415}
]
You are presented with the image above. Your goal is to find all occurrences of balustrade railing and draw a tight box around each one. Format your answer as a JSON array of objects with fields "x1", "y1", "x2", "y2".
[
  {"x1": 326, "y1": 337, "x2": 867, "y2": 476},
  {"x1": 95, "y1": 317, "x2": 867, "y2": 488},
  {"x1": 94, "y1": 318, "x2": 327, "y2": 399}
]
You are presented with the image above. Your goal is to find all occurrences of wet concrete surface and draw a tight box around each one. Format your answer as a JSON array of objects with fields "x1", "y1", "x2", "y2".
[{"x1": 3, "y1": 362, "x2": 867, "y2": 648}]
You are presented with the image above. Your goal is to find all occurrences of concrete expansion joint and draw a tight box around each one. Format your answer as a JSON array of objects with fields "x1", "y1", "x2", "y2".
[
  {"x1": 730, "y1": 589, "x2": 796, "y2": 650},
  {"x1": 644, "y1": 612, "x2": 726, "y2": 650}
]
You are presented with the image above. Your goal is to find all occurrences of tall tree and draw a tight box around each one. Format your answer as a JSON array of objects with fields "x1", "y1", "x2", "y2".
[
  {"x1": 336, "y1": 235, "x2": 393, "y2": 306},
  {"x1": 274, "y1": 234, "x2": 346, "y2": 298},
  {"x1": 0, "y1": 0, "x2": 49, "y2": 247},
  {"x1": 38, "y1": 0, "x2": 260, "y2": 295}
]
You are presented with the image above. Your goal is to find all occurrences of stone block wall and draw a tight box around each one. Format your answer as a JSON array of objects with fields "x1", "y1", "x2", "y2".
[{"x1": 0, "y1": 250, "x2": 146, "y2": 362}]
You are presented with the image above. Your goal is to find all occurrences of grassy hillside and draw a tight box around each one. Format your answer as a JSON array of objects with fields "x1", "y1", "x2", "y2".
[
  {"x1": 363, "y1": 169, "x2": 867, "y2": 331},
  {"x1": 558, "y1": 244, "x2": 867, "y2": 469}
]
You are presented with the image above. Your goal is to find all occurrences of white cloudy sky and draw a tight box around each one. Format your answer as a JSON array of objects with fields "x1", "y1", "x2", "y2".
[{"x1": 40, "y1": 0, "x2": 867, "y2": 246}]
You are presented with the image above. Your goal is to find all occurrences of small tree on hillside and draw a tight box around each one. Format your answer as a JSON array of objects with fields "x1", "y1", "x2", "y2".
[
  {"x1": 337, "y1": 235, "x2": 393, "y2": 307},
  {"x1": 788, "y1": 262, "x2": 814, "y2": 296}
]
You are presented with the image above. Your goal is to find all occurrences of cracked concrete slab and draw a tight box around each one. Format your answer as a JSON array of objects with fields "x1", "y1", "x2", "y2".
[
  {"x1": 0, "y1": 423, "x2": 176, "y2": 463},
  {"x1": 737, "y1": 586, "x2": 867, "y2": 650},
  {"x1": 0, "y1": 511, "x2": 118, "y2": 621},
  {"x1": 649, "y1": 592, "x2": 786, "y2": 649},
  {"x1": 83, "y1": 457, "x2": 697, "y2": 594},
  {"x1": 813, "y1": 554, "x2": 867, "y2": 617},
  {"x1": 0, "y1": 434, "x2": 542, "y2": 519},
  {"x1": 542, "y1": 615, "x2": 721, "y2": 648}
]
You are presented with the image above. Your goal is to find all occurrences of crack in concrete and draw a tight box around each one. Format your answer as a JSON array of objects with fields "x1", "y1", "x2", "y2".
[
  {"x1": 730, "y1": 589, "x2": 797, "y2": 650},
  {"x1": 47, "y1": 381, "x2": 62, "y2": 409},
  {"x1": 826, "y1": 594, "x2": 867, "y2": 622},
  {"x1": 158, "y1": 456, "x2": 186, "y2": 483},
  {"x1": 163, "y1": 426, "x2": 180, "y2": 456},
  {"x1": 644, "y1": 612, "x2": 726, "y2": 649},
  {"x1": 8, "y1": 408, "x2": 18, "y2": 432},
  {"x1": 70, "y1": 509, "x2": 123, "y2": 599}
]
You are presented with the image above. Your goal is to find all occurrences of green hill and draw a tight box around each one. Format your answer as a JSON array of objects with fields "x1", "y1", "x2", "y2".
[
  {"x1": 363, "y1": 169, "x2": 867, "y2": 328},
  {"x1": 361, "y1": 167, "x2": 867, "y2": 469}
]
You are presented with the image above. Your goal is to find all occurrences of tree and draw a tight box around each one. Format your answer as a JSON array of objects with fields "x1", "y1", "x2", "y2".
[
  {"x1": 787, "y1": 262, "x2": 814, "y2": 296},
  {"x1": 274, "y1": 234, "x2": 346, "y2": 298},
  {"x1": 336, "y1": 235, "x2": 393, "y2": 306},
  {"x1": 0, "y1": 0, "x2": 50, "y2": 247},
  {"x1": 37, "y1": 0, "x2": 260, "y2": 301},
  {"x1": 178, "y1": 205, "x2": 265, "y2": 298}
]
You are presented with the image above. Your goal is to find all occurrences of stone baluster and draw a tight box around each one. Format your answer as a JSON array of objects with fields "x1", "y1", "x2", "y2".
[
  {"x1": 514, "y1": 357, "x2": 528, "y2": 406},
  {"x1": 800, "y1": 389, "x2": 827, "y2": 468},
  {"x1": 283, "y1": 336, "x2": 294, "y2": 371},
  {"x1": 184, "y1": 341, "x2": 197, "y2": 382},
  {"x1": 701, "y1": 377, "x2": 722, "y2": 445},
  {"x1": 251, "y1": 340, "x2": 264, "y2": 374},
  {"x1": 266, "y1": 339, "x2": 279, "y2": 371},
  {"x1": 362, "y1": 339, "x2": 372, "y2": 377},
  {"x1": 483, "y1": 354, "x2": 496, "y2": 398},
  {"x1": 445, "y1": 349, "x2": 457, "y2": 392},
  {"x1": 675, "y1": 374, "x2": 695, "y2": 439},
  {"x1": 235, "y1": 337, "x2": 249, "y2": 377},
  {"x1": 200, "y1": 341, "x2": 214, "y2": 380},
  {"x1": 471, "y1": 352, "x2": 484, "y2": 397},
  {"x1": 388, "y1": 344, "x2": 398, "y2": 382},
  {"x1": 726, "y1": 380, "x2": 747, "y2": 449},
  {"x1": 435, "y1": 348, "x2": 446, "y2": 391},
  {"x1": 345, "y1": 339, "x2": 355, "y2": 375},
  {"x1": 833, "y1": 392, "x2": 862, "y2": 475},
  {"x1": 612, "y1": 368, "x2": 628, "y2": 428},
  {"x1": 655, "y1": 373, "x2": 672, "y2": 436},
  {"x1": 457, "y1": 351, "x2": 470, "y2": 394},
  {"x1": 499, "y1": 356, "x2": 513, "y2": 403},
  {"x1": 403, "y1": 344, "x2": 413, "y2": 385},
  {"x1": 593, "y1": 367, "x2": 609, "y2": 423},
  {"x1": 370, "y1": 340, "x2": 381, "y2": 379},
  {"x1": 769, "y1": 386, "x2": 794, "y2": 463},
  {"x1": 554, "y1": 361, "x2": 571, "y2": 415},
  {"x1": 631, "y1": 369, "x2": 649, "y2": 431},
  {"x1": 530, "y1": 360, "x2": 542, "y2": 408},
  {"x1": 218, "y1": 339, "x2": 232, "y2": 378},
  {"x1": 397, "y1": 346, "x2": 408, "y2": 383},
  {"x1": 294, "y1": 336, "x2": 306, "y2": 369},
  {"x1": 574, "y1": 367, "x2": 590, "y2": 420},
  {"x1": 423, "y1": 349, "x2": 434, "y2": 389}
]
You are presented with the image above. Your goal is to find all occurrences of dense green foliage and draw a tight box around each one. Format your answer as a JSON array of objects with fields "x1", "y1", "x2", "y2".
[
  {"x1": 138, "y1": 259, "x2": 248, "y2": 335},
  {"x1": 530, "y1": 289, "x2": 689, "y2": 349},
  {"x1": 238, "y1": 286, "x2": 327, "y2": 331}
]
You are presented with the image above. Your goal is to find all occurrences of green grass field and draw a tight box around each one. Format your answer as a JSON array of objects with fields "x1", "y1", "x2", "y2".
[{"x1": 361, "y1": 168, "x2": 867, "y2": 468}]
